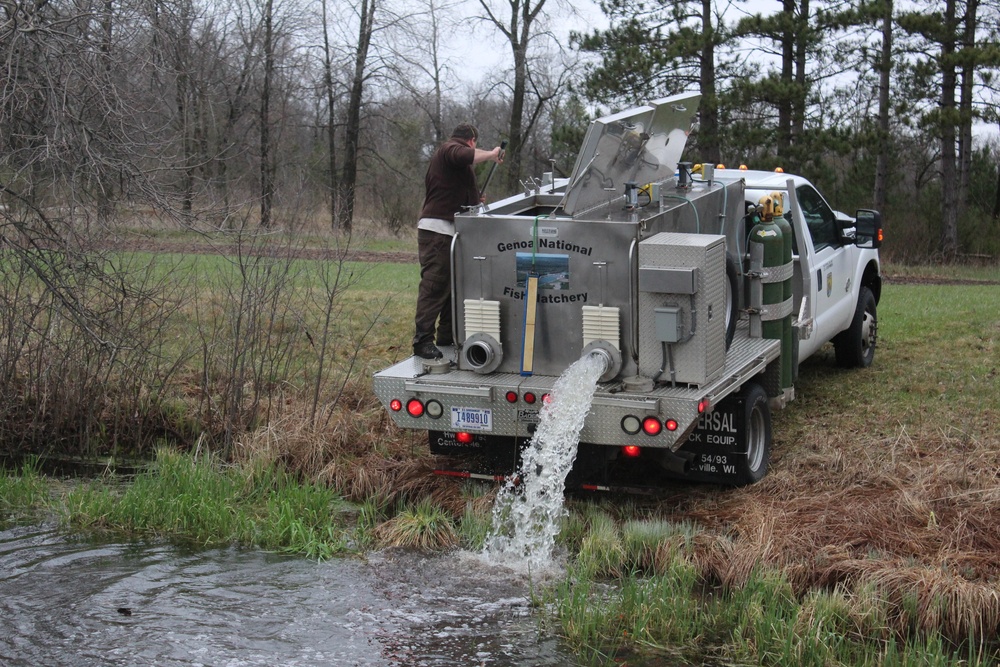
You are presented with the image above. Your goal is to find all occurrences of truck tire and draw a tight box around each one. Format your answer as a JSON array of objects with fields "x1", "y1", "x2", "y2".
[
  {"x1": 735, "y1": 382, "x2": 771, "y2": 486},
  {"x1": 834, "y1": 286, "x2": 877, "y2": 368},
  {"x1": 724, "y1": 253, "x2": 740, "y2": 350}
]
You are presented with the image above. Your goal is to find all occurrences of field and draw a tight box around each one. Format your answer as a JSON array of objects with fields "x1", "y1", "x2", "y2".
[{"x1": 2, "y1": 231, "x2": 1000, "y2": 665}]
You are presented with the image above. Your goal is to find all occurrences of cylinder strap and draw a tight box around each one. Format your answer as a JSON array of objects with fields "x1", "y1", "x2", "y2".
[
  {"x1": 757, "y1": 261, "x2": 794, "y2": 284},
  {"x1": 759, "y1": 296, "x2": 794, "y2": 321}
]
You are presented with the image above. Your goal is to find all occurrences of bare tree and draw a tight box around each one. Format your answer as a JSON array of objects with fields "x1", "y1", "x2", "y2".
[
  {"x1": 260, "y1": 0, "x2": 276, "y2": 227},
  {"x1": 320, "y1": 0, "x2": 342, "y2": 230},
  {"x1": 474, "y1": 0, "x2": 569, "y2": 191},
  {"x1": 337, "y1": 0, "x2": 377, "y2": 233}
]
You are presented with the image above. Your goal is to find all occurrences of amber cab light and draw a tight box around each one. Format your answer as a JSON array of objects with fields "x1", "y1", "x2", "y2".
[
  {"x1": 406, "y1": 398, "x2": 424, "y2": 417},
  {"x1": 622, "y1": 445, "x2": 641, "y2": 458},
  {"x1": 389, "y1": 399, "x2": 403, "y2": 412},
  {"x1": 665, "y1": 419, "x2": 679, "y2": 431},
  {"x1": 505, "y1": 391, "x2": 518, "y2": 403},
  {"x1": 455, "y1": 431, "x2": 474, "y2": 444},
  {"x1": 642, "y1": 416, "x2": 662, "y2": 436}
]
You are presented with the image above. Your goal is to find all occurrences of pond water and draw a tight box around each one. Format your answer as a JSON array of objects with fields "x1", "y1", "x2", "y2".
[{"x1": 0, "y1": 524, "x2": 574, "y2": 666}]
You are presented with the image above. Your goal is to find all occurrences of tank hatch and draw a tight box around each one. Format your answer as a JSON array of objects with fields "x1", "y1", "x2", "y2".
[{"x1": 560, "y1": 93, "x2": 702, "y2": 217}]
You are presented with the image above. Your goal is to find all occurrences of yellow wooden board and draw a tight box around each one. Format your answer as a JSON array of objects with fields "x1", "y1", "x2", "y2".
[{"x1": 521, "y1": 275, "x2": 538, "y2": 375}]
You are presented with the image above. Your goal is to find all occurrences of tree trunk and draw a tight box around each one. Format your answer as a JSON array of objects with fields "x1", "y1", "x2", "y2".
[
  {"x1": 957, "y1": 0, "x2": 978, "y2": 221},
  {"x1": 873, "y1": 0, "x2": 893, "y2": 216},
  {"x1": 340, "y1": 0, "x2": 376, "y2": 233},
  {"x1": 321, "y1": 0, "x2": 339, "y2": 230},
  {"x1": 939, "y1": 0, "x2": 959, "y2": 258},
  {"x1": 259, "y1": 0, "x2": 275, "y2": 228},
  {"x1": 778, "y1": 0, "x2": 795, "y2": 159},
  {"x1": 792, "y1": 0, "x2": 808, "y2": 145},
  {"x1": 699, "y1": 0, "x2": 720, "y2": 164}
]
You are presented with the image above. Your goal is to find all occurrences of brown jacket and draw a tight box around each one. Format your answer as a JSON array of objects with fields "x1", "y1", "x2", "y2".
[{"x1": 419, "y1": 139, "x2": 478, "y2": 222}]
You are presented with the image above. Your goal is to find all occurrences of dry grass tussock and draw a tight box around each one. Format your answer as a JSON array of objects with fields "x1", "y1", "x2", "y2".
[
  {"x1": 230, "y1": 385, "x2": 475, "y2": 518},
  {"x1": 684, "y1": 414, "x2": 1000, "y2": 641}
]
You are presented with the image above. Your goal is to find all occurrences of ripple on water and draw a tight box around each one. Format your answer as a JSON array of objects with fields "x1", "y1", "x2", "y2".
[{"x1": 0, "y1": 524, "x2": 573, "y2": 666}]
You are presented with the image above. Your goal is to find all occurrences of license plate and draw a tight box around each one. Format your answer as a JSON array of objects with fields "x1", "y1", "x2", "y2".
[{"x1": 451, "y1": 407, "x2": 492, "y2": 431}]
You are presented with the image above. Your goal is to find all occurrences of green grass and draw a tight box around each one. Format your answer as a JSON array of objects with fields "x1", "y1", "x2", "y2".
[
  {"x1": 59, "y1": 449, "x2": 352, "y2": 559},
  {"x1": 882, "y1": 261, "x2": 1000, "y2": 283},
  {"x1": 552, "y1": 554, "x2": 999, "y2": 666},
  {"x1": 0, "y1": 459, "x2": 51, "y2": 523}
]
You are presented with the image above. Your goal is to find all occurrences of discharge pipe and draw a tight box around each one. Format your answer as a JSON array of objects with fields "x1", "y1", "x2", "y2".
[
  {"x1": 582, "y1": 340, "x2": 623, "y2": 382},
  {"x1": 462, "y1": 332, "x2": 503, "y2": 374}
]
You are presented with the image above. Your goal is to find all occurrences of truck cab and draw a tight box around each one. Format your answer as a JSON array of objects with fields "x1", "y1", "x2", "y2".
[{"x1": 720, "y1": 170, "x2": 882, "y2": 367}]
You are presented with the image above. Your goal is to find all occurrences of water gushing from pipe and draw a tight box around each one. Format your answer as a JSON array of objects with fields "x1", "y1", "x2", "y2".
[{"x1": 483, "y1": 352, "x2": 606, "y2": 572}]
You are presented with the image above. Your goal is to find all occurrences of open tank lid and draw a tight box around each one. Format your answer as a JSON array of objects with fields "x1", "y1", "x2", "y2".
[{"x1": 560, "y1": 93, "x2": 702, "y2": 216}]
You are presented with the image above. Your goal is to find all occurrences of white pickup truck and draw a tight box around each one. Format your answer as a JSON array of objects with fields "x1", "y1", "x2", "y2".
[{"x1": 373, "y1": 94, "x2": 882, "y2": 490}]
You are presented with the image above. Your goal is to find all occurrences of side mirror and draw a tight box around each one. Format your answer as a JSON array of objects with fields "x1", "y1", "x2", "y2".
[{"x1": 854, "y1": 209, "x2": 882, "y2": 249}]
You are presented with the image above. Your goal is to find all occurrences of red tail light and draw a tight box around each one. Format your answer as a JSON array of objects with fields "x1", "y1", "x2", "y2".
[
  {"x1": 389, "y1": 399, "x2": 402, "y2": 412},
  {"x1": 406, "y1": 399, "x2": 424, "y2": 417},
  {"x1": 642, "y1": 416, "x2": 662, "y2": 436},
  {"x1": 622, "y1": 445, "x2": 641, "y2": 458}
]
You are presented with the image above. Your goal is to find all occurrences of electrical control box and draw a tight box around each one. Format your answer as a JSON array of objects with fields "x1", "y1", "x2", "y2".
[{"x1": 638, "y1": 233, "x2": 727, "y2": 386}]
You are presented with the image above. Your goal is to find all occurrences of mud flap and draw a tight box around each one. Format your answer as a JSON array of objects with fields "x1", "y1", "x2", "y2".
[
  {"x1": 428, "y1": 430, "x2": 523, "y2": 478},
  {"x1": 675, "y1": 392, "x2": 750, "y2": 485}
]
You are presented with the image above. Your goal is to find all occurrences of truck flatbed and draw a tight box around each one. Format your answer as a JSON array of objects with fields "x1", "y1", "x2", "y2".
[{"x1": 373, "y1": 321, "x2": 780, "y2": 451}]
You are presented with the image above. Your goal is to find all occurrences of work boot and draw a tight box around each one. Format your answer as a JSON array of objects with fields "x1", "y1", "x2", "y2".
[{"x1": 413, "y1": 340, "x2": 443, "y2": 360}]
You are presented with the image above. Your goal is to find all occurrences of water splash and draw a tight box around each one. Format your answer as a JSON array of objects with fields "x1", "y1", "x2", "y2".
[{"x1": 483, "y1": 353, "x2": 605, "y2": 572}]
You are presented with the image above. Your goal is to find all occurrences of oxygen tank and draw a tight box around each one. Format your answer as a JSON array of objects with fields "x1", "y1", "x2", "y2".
[
  {"x1": 748, "y1": 195, "x2": 793, "y2": 398},
  {"x1": 769, "y1": 193, "x2": 795, "y2": 393},
  {"x1": 748, "y1": 212, "x2": 784, "y2": 344}
]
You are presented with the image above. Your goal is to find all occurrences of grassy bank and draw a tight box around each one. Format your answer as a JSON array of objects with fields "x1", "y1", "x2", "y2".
[{"x1": 2, "y1": 254, "x2": 999, "y2": 666}]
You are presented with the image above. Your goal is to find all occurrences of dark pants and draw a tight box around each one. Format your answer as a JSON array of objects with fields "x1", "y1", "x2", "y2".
[{"x1": 413, "y1": 229, "x2": 453, "y2": 347}]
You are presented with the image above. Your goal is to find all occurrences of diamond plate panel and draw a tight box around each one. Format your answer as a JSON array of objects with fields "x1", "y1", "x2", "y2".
[{"x1": 637, "y1": 233, "x2": 727, "y2": 385}]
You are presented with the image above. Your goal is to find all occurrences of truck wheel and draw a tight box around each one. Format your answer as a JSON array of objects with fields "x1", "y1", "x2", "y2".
[
  {"x1": 735, "y1": 383, "x2": 771, "y2": 486},
  {"x1": 724, "y1": 253, "x2": 740, "y2": 350},
  {"x1": 834, "y1": 286, "x2": 877, "y2": 368}
]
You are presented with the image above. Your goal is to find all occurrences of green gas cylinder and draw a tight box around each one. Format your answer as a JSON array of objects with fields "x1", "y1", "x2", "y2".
[
  {"x1": 748, "y1": 218, "x2": 784, "y2": 343},
  {"x1": 748, "y1": 198, "x2": 793, "y2": 399},
  {"x1": 771, "y1": 197, "x2": 794, "y2": 392}
]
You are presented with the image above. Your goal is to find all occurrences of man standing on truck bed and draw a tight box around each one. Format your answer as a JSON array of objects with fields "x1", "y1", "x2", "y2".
[{"x1": 413, "y1": 124, "x2": 504, "y2": 360}]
